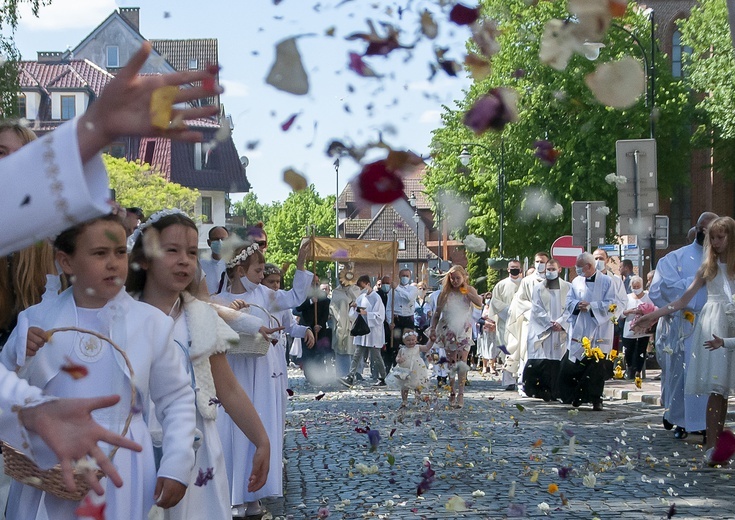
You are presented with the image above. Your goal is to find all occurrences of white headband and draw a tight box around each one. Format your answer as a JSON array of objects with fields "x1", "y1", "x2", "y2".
[
  {"x1": 130, "y1": 208, "x2": 189, "y2": 245},
  {"x1": 226, "y1": 243, "x2": 260, "y2": 268}
]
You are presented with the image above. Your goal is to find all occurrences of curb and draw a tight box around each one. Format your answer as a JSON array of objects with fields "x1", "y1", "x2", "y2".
[{"x1": 603, "y1": 386, "x2": 661, "y2": 406}]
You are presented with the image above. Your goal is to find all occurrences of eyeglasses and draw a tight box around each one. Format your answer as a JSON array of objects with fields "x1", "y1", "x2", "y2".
[{"x1": 255, "y1": 240, "x2": 267, "y2": 248}]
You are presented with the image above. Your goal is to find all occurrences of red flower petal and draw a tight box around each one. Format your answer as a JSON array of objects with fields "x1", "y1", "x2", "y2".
[
  {"x1": 75, "y1": 496, "x2": 106, "y2": 520},
  {"x1": 61, "y1": 357, "x2": 89, "y2": 380},
  {"x1": 355, "y1": 160, "x2": 405, "y2": 204},
  {"x1": 281, "y1": 113, "x2": 299, "y2": 131},
  {"x1": 301, "y1": 425, "x2": 308, "y2": 438},
  {"x1": 449, "y1": 3, "x2": 481, "y2": 26},
  {"x1": 711, "y1": 429, "x2": 735, "y2": 464}
]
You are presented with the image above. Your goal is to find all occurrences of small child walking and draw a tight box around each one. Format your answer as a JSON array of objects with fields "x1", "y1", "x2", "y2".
[{"x1": 386, "y1": 331, "x2": 430, "y2": 408}]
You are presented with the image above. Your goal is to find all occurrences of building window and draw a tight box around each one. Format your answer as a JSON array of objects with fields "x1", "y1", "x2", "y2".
[
  {"x1": 194, "y1": 142, "x2": 208, "y2": 170},
  {"x1": 672, "y1": 30, "x2": 692, "y2": 78},
  {"x1": 188, "y1": 58, "x2": 198, "y2": 70},
  {"x1": 201, "y1": 196, "x2": 213, "y2": 223},
  {"x1": 60, "y1": 95, "x2": 76, "y2": 120},
  {"x1": 102, "y1": 142, "x2": 127, "y2": 158},
  {"x1": 669, "y1": 184, "x2": 691, "y2": 244},
  {"x1": 107, "y1": 46, "x2": 120, "y2": 68},
  {"x1": 17, "y1": 94, "x2": 26, "y2": 119},
  {"x1": 144, "y1": 141, "x2": 156, "y2": 164}
]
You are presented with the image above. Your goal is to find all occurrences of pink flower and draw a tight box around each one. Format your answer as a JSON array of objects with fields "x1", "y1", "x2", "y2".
[{"x1": 637, "y1": 301, "x2": 656, "y2": 315}]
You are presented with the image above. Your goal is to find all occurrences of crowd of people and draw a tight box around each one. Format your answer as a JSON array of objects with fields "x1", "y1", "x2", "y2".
[{"x1": 1, "y1": 39, "x2": 735, "y2": 520}]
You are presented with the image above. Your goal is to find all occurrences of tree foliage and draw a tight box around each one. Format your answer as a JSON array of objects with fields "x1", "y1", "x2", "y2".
[
  {"x1": 1, "y1": 1, "x2": 50, "y2": 116},
  {"x1": 264, "y1": 186, "x2": 335, "y2": 286},
  {"x1": 425, "y1": 0, "x2": 693, "y2": 274},
  {"x1": 104, "y1": 155, "x2": 200, "y2": 216},
  {"x1": 231, "y1": 192, "x2": 280, "y2": 226},
  {"x1": 679, "y1": 0, "x2": 735, "y2": 178}
]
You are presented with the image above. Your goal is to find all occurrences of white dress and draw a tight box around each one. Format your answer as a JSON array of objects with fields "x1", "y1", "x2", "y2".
[
  {"x1": 211, "y1": 275, "x2": 310, "y2": 505},
  {"x1": 0, "y1": 289, "x2": 195, "y2": 520},
  {"x1": 686, "y1": 264, "x2": 735, "y2": 397},
  {"x1": 386, "y1": 346, "x2": 430, "y2": 390}
]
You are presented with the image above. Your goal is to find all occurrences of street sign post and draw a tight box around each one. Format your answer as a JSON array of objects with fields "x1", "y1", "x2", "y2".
[
  {"x1": 571, "y1": 201, "x2": 607, "y2": 251},
  {"x1": 551, "y1": 235, "x2": 585, "y2": 268}
]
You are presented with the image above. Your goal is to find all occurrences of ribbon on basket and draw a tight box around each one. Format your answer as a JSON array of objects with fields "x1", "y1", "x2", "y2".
[{"x1": 2, "y1": 326, "x2": 137, "y2": 502}]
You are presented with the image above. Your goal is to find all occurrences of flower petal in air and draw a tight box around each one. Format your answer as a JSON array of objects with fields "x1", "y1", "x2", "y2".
[
  {"x1": 585, "y1": 56, "x2": 645, "y2": 108},
  {"x1": 266, "y1": 37, "x2": 309, "y2": 95},
  {"x1": 354, "y1": 160, "x2": 405, "y2": 204},
  {"x1": 464, "y1": 87, "x2": 518, "y2": 135},
  {"x1": 449, "y1": 3, "x2": 481, "y2": 26}
]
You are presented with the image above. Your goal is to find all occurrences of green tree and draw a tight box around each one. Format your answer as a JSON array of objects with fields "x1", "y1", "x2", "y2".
[
  {"x1": 425, "y1": 0, "x2": 693, "y2": 272},
  {"x1": 104, "y1": 155, "x2": 200, "y2": 216},
  {"x1": 679, "y1": 0, "x2": 735, "y2": 178},
  {"x1": 264, "y1": 186, "x2": 335, "y2": 286},
  {"x1": 231, "y1": 192, "x2": 278, "y2": 227},
  {"x1": 1, "y1": 1, "x2": 50, "y2": 116}
]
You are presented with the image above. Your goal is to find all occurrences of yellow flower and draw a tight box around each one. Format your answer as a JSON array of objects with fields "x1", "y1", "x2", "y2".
[
  {"x1": 581, "y1": 337, "x2": 591, "y2": 349},
  {"x1": 613, "y1": 365, "x2": 624, "y2": 379},
  {"x1": 591, "y1": 347, "x2": 605, "y2": 361},
  {"x1": 459, "y1": 286, "x2": 468, "y2": 295},
  {"x1": 547, "y1": 483, "x2": 559, "y2": 494},
  {"x1": 608, "y1": 303, "x2": 617, "y2": 313},
  {"x1": 609, "y1": 349, "x2": 618, "y2": 360},
  {"x1": 683, "y1": 311, "x2": 695, "y2": 324},
  {"x1": 635, "y1": 377, "x2": 642, "y2": 389}
]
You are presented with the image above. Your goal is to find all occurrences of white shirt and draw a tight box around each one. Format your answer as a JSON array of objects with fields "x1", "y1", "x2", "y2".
[
  {"x1": 200, "y1": 256, "x2": 227, "y2": 295},
  {"x1": 386, "y1": 283, "x2": 419, "y2": 321}
]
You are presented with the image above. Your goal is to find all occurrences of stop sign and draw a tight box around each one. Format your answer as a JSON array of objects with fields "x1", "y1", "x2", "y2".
[{"x1": 551, "y1": 235, "x2": 584, "y2": 268}]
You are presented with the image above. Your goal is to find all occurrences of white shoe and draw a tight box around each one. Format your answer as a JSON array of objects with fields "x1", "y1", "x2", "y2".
[{"x1": 232, "y1": 505, "x2": 247, "y2": 518}]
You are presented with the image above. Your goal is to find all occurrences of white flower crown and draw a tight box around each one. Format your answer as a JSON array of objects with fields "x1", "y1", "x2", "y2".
[
  {"x1": 402, "y1": 330, "x2": 419, "y2": 340},
  {"x1": 226, "y1": 243, "x2": 260, "y2": 268},
  {"x1": 130, "y1": 208, "x2": 190, "y2": 245}
]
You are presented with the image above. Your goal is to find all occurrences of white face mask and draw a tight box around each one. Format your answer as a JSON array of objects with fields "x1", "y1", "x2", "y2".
[
  {"x1": 575, "y1": 266, "x2": 585, "y2": 278},
  {"x1": 535, "y1": 262, "x2": 546, "y2": 273},
  {"x1": 545, "y1": 270, "x2": 558, "y2": 280},
  {"x1": 240, "y1": 275, "x2": 260, "y2": 292},
  {"x1": 632, "y1": 287, "x2": 644, "y2": 295},
  {"x1": 594, "y1": 259, "x2": 606, "y2": 271}
]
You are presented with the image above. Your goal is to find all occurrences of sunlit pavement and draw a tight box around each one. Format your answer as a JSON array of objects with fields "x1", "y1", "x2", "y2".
[{"x1": 259, "y1": 368, "x2": 735, "y2": 519}]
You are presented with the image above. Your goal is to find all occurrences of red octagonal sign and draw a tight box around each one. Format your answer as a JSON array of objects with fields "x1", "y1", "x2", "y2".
[{"x1": 551, "y1": 235, "x2": 584, "y2": 268}]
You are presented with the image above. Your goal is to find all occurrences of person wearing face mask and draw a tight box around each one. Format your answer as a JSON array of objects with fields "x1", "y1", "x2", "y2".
[
  {"x1": 522, "y1": 259, "x2": 571, "y2": 401},
  {"x1": 647, "y1": 212, "x2": 717, "y2": 440},
  {"x1": 621, "y1": 275, "x2": 656, "y2": 381},
  {"x1": 294, "y1": 277, "x2": 333, "y2": 385},
  {"x1": 486, "y1": 260, "x2": 523, "y2": 376},
  {"x1": 592, "y1": 249, "x2": 628, "y2": 353},
  {"x1": 414, "y1": 282, "x2": 431, "y2": 344},
  {"x1": 340, "y1": 275, "x2": 389, "y2": 388},
  {"x1": 386, "y1": 269, "x2": 420, "y2": 355},
  {"x1": 557, "y1": 252, "x2": 619, "y2": 411},
  {"x1": 501, "y1": 253, "x2": 549, "y2": 392},
  {"x1": 201, "y1": 226, "x2": 230, "y2": 295},
  {"x1": 377, "y1": 275, "x2": 398, "y2": 373}
]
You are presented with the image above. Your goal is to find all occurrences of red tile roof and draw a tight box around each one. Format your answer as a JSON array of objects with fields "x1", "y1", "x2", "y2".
[
  {"x1": 358, "y1": 205, "x2": 437, "y2": 261},
  {"x1": 19, "y1": 60, "x2": 113, "y2": 95}
]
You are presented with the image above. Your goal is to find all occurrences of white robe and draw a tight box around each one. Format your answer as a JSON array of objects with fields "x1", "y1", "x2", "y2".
[
  {"x1": 648, "y1": 242, "x2": 708, "y2": 432},
  {"x1": 526, "y1": 280, "x2": 571, "y2": 360},
  {"x1": 565, "y1": 271, "x2": 621, "y2": 361},
  {"x1": 488, "y1": 276, "x2": 522, "y2": 344},
  {"x1": 0, "y1": 118, "x2": 110, "y2": 461},
  {"x1": 0, "y1": 288, "x2": 196, "y2": 520},
  {"x1": 503, "y1": 274, "x2": 545, "y2": 379},
  {"x1": 330, "y1": 285, "x2": 361, "y2": 356},
  {"x1": 211, "y1": 269, "x2": 312, "y2": 504},
  {"x1": 350, "y1": 290, "x2": 385, "y2": 348}
]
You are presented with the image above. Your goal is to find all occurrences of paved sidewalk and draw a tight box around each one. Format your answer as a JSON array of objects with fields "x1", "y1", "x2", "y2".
[{"x1": 259, "y1": 369, "x2": 735, "y2": 520}]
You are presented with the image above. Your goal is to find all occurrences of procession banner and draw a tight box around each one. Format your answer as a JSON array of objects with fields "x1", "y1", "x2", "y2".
[{"x1": 304, "y1": 236, "x2": 398, "y2": 263}]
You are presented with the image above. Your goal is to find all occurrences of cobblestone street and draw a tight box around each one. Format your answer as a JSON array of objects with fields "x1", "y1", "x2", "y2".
[{"x1": 261, "y1": 369, "x2": 735, "y2": 520}]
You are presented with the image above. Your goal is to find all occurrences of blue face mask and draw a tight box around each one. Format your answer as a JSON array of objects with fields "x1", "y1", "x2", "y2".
[
  {"x1": 381, "y1": 285, "x2": 390, "y2": 293},
  {"x1": 575, "y1": 267, "x2": 585, "y2": 278},
  {"x1": 210, "y1": 239, "x2": 223, "y2": 255},
  {"x1": 400, "y1": 276, "x2": 410, "y2": 285}
]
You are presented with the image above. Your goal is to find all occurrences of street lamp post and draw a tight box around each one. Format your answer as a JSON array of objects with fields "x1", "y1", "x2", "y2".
[
  {"x1": 459, "y1": 138, "x2": 505, "y2": 258},
  {"x1": 334, "y1": 157, "x2": 340, "y2": 286},
  {"x1": 584, "y1": 9, "x2": 656, "y2": 139},
  {"x1": 410, "y1": 192, "x2": 420, "y2": 277}
]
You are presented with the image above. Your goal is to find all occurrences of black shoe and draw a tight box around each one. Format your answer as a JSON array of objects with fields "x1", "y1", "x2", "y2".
[
  {"x1": 540, "y1": 389, "x2": 553, "y2": 402},
  {"x1": 464, "y1": 379, "x2": 471, "y2": 387},
  {"x1": 674, "y1": 427, "x2": 688, "y2": 439},
  {"x1": 355, "y1": 373, "x2": 365, "y2": 382},
  {"x1": 662, "y1": 417, "x2": 674, "y2": 431},
  {"x1": 504, "y1": 384, "x2": 517, "y2": 391},
  {"x1": 373, "y1": 379, "x2": 387, "y2": 387},
  {"x1": 339, "y1": 377, "x2": 354, "y2": 388},
  {"x1": 592, "y1": 401, "x2": 604, "y2": 411}
]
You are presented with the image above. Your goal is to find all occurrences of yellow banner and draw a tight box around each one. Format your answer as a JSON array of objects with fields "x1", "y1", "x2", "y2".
[{"x1": 306, "y1": 236, "x2": 398, "y2": 263}]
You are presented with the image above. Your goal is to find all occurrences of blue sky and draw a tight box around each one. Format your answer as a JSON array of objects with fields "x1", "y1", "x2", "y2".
[{"x1": 10, "y1": 0, "x2": 473, "y2": 204}]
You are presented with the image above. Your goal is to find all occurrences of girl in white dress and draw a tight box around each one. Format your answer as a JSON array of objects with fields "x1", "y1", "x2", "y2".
[
  {"x1": 635, "y1": 217, "x2": 735, "y2": 462},
  {"x1": 127, "y1": 210, "x2": 272, "y2": 520},
  {"x1": 211, "y1": 241, "x2": 312, "y2": 518},
  {"x1": 0, "y1": 214, "x2": 197, "y2": 520},
  {"x1": 386, "y1": 331, "x2": 431, "y2": 407}
]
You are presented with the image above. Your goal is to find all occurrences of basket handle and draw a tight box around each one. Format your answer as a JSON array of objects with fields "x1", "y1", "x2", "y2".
[
  {"x1": 240, "y1": 303, "x2": 282, "y2": 329},
  {"x1": 44, "y1": 327, "x2": 136, "y2": 462}
]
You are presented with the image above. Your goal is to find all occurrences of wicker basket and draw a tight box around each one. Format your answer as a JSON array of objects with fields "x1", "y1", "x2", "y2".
[
  {"x1": 228, "y1": 303, "x2": 282, "y2": 356},
  {"x1": 2, "y1": 327, "x2": 136, "y2": 501}
]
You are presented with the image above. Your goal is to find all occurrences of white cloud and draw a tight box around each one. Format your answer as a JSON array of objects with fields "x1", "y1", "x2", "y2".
[
  {"x1": 418, "y1": 109, "x2": 441, "y2": 125},
  {"x1": 220, "y1": 79, "x2": 250, "y2": 98},
  {"x1": 19, "y1": 0, "x2": 118, "y2": 31}
]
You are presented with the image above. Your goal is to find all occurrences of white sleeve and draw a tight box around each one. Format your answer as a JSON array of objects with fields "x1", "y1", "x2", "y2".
[{"x1": 0, "y1": 118, "x2": 110, "y2": 256}]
